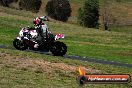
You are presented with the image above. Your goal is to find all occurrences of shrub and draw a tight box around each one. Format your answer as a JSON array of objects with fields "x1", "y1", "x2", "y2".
[
  {"x1": 77, "y1": 0, "x2": 99, "y2": 28},
  {"x1": 0, "y1": 0, "x2": 13, "y2": 6},
  {"x1": 45, "y1": 0, "x2": 71, "y2": 22},
  {"x1": 19, "y1": 0, "x2": 42, "y2": 13},
  {"x1": 0, "y1": 0, "x2": 3, "y2": 5}
]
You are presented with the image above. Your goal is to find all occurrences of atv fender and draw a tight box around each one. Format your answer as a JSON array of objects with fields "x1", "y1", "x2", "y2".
[{"x1": 16, "y1": 37, "x2": 21, "y2": 40}]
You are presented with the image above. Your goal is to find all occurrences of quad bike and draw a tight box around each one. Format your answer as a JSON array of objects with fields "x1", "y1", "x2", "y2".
[{"x1": 13, "y1": 25, "x2": 67, "y2": 56}]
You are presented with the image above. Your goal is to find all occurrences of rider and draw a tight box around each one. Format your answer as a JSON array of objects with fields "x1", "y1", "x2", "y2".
[
  {"x1": 33, "y1": 16, "x2": 49, "y2": 48},
  {"x1": 33, "y1": 16, "x2": 49, "y2": 36}
]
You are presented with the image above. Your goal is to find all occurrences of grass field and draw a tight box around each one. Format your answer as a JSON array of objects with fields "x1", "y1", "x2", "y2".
[
  {"x1": 0, "y1": 6, "x2": 132, "y2": 64},
  {"x1": 0, "y1": 1, "x2": 132, "y2": 87},
  {"x1": 0, "y1": 48, "x2": 132, "y2": 88}
]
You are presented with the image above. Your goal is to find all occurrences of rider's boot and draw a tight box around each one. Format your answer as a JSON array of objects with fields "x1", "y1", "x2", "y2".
[{"x1": 34, "y1": 43, "x2": 39, "y2": 48}]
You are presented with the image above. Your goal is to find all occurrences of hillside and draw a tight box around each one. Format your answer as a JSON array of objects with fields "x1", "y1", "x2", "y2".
[
  {"x1": 40, "y1": 0, "x2": 132, "y2": 26},
  {"x1": 1, "y1": 48, "x2": 132, "y2": 88},
  {"x1": 1, "y1": 0, "x2": 132, "y2": 26},
  {"x1": 0, "y1": 0, "x2": 132, "y2": 88},
  {"x1": 0, "y1": 5, "x2": 132, "y2": 63}
]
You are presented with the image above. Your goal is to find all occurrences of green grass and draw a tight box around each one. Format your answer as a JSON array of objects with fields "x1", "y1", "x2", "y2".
[
  {"x1": 0, "y1": 1, "x2": 132, "y2": 88},
  {"x1": 110, "y1": 26, "x2": 132, "y2": 34},
  {"x1": 48, "y1": 21, "x2": 132, "y2": 63},
  {"x1": 0, "y1": 7, "x2": 132, "y2": 88},
  {"x1": 0, "y1": 48, "x2": 132, "y2": 88},
  {"x1": 0, "y1": 66, "x2": 76, "y2": 88},
  {"x1": 0, "y1": 11, "x2": 132, "y2": 64}
]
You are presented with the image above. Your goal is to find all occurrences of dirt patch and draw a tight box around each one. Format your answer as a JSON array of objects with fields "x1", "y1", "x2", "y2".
[
  {"x1": 11, "y1": 58, "x2": 78, "y2": 74},
  {"x1": 71, "y1": 3, "x2": 80, "y2": 16},
  {"x1": 117, "y1": 52, "x2": 132, "y2": 57},
  {"x1": 0, "y1": 52, "x2": 102, "y2": 76}
]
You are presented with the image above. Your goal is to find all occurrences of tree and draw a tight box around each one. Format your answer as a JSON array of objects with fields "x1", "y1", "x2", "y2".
[
  {"x1": 0, "y1": 0, "x2": 3, "y2": 5},
  {"x1": 78, "y1": 0, "x2": 99, "y2": 28},
  {"x1": 19, "y1": 0, "x2": 42, "y2": 13},
  {"x1": 0, "y1": 0, "x2": 13, "y2": 6},
  {"x1": 45, "y1": 0, "x2": 71, "y2": 22},
  {"x1": 100, "y1": 0, "x2": 110, "y2": 30}
]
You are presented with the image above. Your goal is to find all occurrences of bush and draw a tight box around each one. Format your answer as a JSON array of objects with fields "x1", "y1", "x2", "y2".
[
  {"x1": 45, "y1": 0, "x2": 71, "y2": 22},
  {"x1": 19, "y1": 0, "x2": 42, "y2": 13},
  {"x1": 0, "y1": 0, "x2": 3, "y2": 5},
  {"x1": 0, "y1": 0, "x2": 18, "y2": 6},
  {"x1": 0, "y1": 0, "x2": 13, "y2": 6},
  {"x1": 78, "y1": 0, "x2": 99, "y2": 28}
]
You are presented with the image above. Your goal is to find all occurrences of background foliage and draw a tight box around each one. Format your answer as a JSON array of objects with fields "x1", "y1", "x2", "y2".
[
  {"x1": 45, "y1": 0, "x2": 71, "y2": 22},
  {"x1": 77, "y1": 0, "x2": 99, "y2": 28},
  {"x1": 19, "y1": 0, "x2": 42, "y2": 13}
]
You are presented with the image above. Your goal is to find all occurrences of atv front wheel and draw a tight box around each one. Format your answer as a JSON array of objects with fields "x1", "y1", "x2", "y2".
[{"x1": 50, "y1": 41, "x2": 67, "y2": 56}]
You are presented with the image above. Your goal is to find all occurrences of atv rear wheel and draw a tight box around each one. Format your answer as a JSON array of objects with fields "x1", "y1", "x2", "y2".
[
  {"x1": 13, "y1": 39, "x2": 28, "y2": 50},
  {"x1": 50, "y1": 41, "x2": 67, "y2": 56}
]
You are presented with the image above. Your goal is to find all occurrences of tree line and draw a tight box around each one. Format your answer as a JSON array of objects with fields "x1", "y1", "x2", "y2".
[{"x1": 1, "y1": 0, "x2": 128, "y2": 30}]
